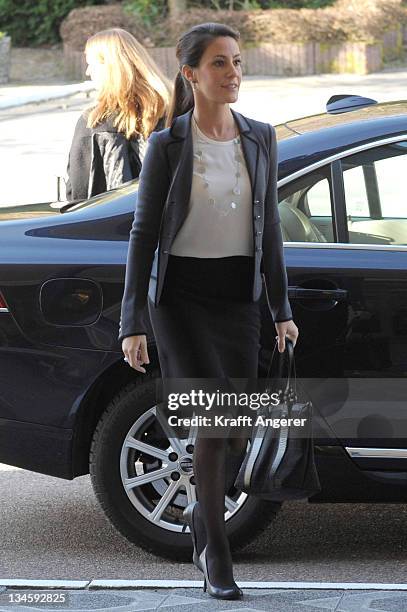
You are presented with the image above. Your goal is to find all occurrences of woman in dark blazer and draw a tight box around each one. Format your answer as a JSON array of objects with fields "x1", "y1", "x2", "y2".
[{"x1": 119, "y1": 22, "x2": 299, "y2": 600}]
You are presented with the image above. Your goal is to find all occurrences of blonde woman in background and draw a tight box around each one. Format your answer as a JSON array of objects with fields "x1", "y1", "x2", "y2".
[{"x1": 66, "y1": 28, "x2": 171, "y2": 201}]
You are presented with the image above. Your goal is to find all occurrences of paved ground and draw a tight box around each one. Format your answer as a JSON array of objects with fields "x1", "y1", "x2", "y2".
[
  {"x1": 2, "y1": 465, "x2": 407, "y2": 582},
  {"x1": 1, "y1": 585, "x2": 407, "y2": 611},
  {"x1": 1, "y1": 464, "x2": 407, "y2": 611}
]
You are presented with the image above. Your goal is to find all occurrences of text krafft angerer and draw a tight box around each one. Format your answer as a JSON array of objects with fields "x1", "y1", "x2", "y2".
[{"x1": 165, "y1": 390, "x2": 307, "y2": 429}]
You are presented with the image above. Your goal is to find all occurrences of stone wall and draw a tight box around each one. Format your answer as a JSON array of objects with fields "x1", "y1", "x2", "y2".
[
  {"x1": 9, "y1": 47, "x2": 65, "y2": 83},
  {"x1": 0, "y1": 36, "x2": 11, "y2": 84}
]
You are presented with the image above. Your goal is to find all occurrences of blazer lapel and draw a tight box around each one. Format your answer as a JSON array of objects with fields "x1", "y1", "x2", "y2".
[
  {"x1": 167, "y1": 108, "x2": 193, "y2": 191},
  {"x1": 164, "y1": 110, "x2": 193, "y2": 237},
  {"x1": 231, "y1": 109, "x2": 259, "y2": 198}
]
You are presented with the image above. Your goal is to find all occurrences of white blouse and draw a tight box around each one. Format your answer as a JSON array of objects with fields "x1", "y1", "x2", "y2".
[{"x1": 169, "y1": 121, "x2": 253, "y2": 258}]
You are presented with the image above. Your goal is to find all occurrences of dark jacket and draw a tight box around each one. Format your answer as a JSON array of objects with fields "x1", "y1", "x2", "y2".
[
  {"x1": 66, "y1": 112, "x2": 147, "y2": 202},
  {"x1": 118, "y1": 108, "x2": 292, "y2": 342}
]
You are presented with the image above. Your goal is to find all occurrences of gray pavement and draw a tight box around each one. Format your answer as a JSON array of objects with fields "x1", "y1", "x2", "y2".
[
  {"x1": 3, "y1": 466, "x2": 407, "y2": 583},
  {"x1": 2, "y1": 466, "x2": 407, "y2": 610},
  {"x1": 1, "y1": 585, "x2": 407, "y2": 611}
]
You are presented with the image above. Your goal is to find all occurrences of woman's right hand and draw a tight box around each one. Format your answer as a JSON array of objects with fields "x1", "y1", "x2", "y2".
[{"x1": 122, "y1": 335, "x2": 150, "y2": 373}]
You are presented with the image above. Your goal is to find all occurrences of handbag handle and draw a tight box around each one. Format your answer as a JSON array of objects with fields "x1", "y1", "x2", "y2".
[{"x1": 266, "y1": 338, "x2": 297, "y2": 403}]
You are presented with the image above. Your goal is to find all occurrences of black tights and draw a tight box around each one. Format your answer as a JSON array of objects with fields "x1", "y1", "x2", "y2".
[{"x1": 192, "y1": 433, "x2": 248, "y2": 588}]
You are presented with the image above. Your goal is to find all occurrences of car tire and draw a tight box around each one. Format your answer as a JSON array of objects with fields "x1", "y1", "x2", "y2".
[{"x1": 89, "y1": 375, "x2": 281, "y2": 560}]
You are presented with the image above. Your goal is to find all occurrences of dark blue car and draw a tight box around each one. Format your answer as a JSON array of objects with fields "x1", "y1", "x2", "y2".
[{"x1": 1, "y1": 95, "x2": 407, "y2": 559}]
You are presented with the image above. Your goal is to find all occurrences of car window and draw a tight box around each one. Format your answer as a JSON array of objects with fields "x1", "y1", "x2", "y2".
[
  {"x1": 376, "y1": 154, "x2": 407, "y2": 217},
  {"x1": 342, "y1": 141, "x2": 407, "y2": 245},
  {"x1": 342, "y1": 167, "x2": 370, "y2": 217},
  {"x1": 278, "y1": 170, "x2": 334, "y2": 243},
  {"x1": 306, "y1": 178, "x2": 331, "y2": 217}
]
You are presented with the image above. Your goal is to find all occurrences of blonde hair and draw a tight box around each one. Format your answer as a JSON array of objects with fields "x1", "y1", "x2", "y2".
[{"x1": 85, "y1": 28, "x2": 172, "y2": 139}]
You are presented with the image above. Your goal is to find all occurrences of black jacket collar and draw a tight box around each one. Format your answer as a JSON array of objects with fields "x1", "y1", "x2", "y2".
[{"x1": 170, "y1": 107, "x2": 253, "y2": 140}]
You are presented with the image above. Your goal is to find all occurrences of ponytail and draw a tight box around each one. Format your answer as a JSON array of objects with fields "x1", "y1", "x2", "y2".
[{"x1": 165, "y1": 70, "x2": 194, "y2": 128}]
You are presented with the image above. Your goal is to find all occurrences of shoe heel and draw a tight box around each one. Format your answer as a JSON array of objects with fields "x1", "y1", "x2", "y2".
[
  {"x1": 183, "y1": 502, "x2": 203, "y2": 571},
  {"x1": 203, "y1": 578, "x2": 207, "y2": 593}
]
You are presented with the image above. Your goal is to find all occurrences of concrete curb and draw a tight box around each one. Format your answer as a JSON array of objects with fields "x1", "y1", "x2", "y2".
[
  {"x1": 0, "y1": 82, "x2": 95, "y2": 110},
  {"x1": 1, "y1": 579, "x2": 407, "y2": 590}
]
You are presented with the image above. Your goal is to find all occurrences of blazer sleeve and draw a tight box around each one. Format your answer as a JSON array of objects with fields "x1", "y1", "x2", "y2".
[
  {"x1": 65, "y1": 114, "x2": 92, "y2": 202},
  {"x1": 262, "y1": 124, "x2": 293, "y2": 324},
  {"x1": 118, "y1": 130, "x2": 170, "y2": 342}
]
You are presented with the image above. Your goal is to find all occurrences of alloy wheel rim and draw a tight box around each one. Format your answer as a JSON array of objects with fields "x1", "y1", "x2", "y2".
[{"x1": 119, "y1": 404, "x2": 248, "y2": 533}]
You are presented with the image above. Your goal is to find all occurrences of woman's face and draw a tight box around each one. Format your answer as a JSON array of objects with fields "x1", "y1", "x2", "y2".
[
  {"x1": 85, "y1": 49, "x2": 108, "y2": 91},
  {"x1": 186, "y1": 36, "x2": 242, "y2": 105}
]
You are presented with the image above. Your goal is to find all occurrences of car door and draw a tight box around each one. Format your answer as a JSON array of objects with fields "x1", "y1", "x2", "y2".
[
  {"x1": 258, "y1": 163, "x2": 351, "y2": 454},
  {"x1": 337, "y1": 139, "x2": 407, "y2": 468},
  {"x1": 276, "y1": 138, "x2": 407, "y2": 476}
]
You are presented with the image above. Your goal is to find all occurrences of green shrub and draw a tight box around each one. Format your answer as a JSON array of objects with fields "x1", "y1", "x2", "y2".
[
  {"x1": 188, "y1": 1, "x2": 261, "y2": 8},
  {"x1": 188, "y1": 0, "x2": 334, "y2": 7},
  {"x1": 0, "y1": 0, "x2": 102, "y2": 46},
  {"x1": 124, "y1": 0, "x2": 167, "y2": 27},
  {"x1": 265, "y1": 1, "x2": 335, "y2": 6},
  {"x1": 125, "y1": 0, "x2": 334, "y2": 22}
]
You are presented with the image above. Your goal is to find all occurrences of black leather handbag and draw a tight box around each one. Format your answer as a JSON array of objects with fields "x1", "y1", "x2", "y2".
[{"x1": 234, "y1": 339, "x2": 321, "y2": 501}]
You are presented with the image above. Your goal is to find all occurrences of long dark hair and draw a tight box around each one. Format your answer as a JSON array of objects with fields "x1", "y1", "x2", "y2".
[{"x1": 165, "y1": 22, "x2": 240, "y2": 128}]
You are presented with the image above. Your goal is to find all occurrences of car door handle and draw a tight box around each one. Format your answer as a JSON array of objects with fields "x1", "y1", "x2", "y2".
[{"x1": 289, "y1": 287, "x2": 348, "y2": 301}]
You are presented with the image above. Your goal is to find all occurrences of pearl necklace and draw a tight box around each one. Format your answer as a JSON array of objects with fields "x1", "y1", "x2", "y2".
[{"x1": 192, "y1": 114, "x2": 242, "y2": 217}]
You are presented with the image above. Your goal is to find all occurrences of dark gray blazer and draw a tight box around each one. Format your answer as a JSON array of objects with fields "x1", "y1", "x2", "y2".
[{"x1": 118, "y1": 108, "x2": 292, "y2": 342}]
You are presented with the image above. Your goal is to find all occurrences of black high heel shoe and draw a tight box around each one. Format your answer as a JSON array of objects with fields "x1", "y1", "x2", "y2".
[
  {"x1": 182, "y1": 501, "x2": 204, "y2": 571},
  {"x1": 199, "y1": 545, "x2": 243, "y2": 600}
]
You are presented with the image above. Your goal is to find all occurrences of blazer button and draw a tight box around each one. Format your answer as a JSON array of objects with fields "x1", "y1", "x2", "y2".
[
  {"x1": 256, "y1": 247, "x2": 262, "y2": 252},
  {"x1": 256, "y1": 215, "x2": 261, "y2": 219}
]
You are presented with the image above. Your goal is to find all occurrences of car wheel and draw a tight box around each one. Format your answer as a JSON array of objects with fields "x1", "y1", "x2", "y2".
[{"x1": 89, "y1": 375, "x2": 281, "y2": 560}]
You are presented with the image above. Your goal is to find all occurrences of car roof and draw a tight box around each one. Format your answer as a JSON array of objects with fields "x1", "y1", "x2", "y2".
[{"x1": 275, "y1": 100, "x2": 407, "y2": 181}]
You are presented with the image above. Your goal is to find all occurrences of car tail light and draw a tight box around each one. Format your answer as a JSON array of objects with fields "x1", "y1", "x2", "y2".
[{"x1": 0, "y1": 292, "x2": 9, "y2": 312}]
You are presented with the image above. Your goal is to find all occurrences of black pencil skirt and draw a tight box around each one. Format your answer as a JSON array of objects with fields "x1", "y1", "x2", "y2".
[{"x1": 147, "y1": 254, "x2": 261, "y2": 381}]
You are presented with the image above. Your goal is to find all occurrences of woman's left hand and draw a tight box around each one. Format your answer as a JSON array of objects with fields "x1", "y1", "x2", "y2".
[{"x1": 275, "y1": 319, "x2": 299, "y2": 353}]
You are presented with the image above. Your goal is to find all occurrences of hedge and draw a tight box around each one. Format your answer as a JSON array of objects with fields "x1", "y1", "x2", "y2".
[
  {"x1": 61, "y1": 0, "x2": 407, "y2": 49},
  {"x1": 146, "y1": 0, "x2": 407, "y2": 46},
  {"x1": 188, "y1": 1, "x2": 335, "y2": 7},
  {"x1": 60, "y1": 5, "x2": 148, "y2": 51},
  {"x1": 125, "y1": 1, "x2": 335, "y2": 26},
  {"x1": 0, "y1": 0, "x2": 102, "y2": 46}
]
